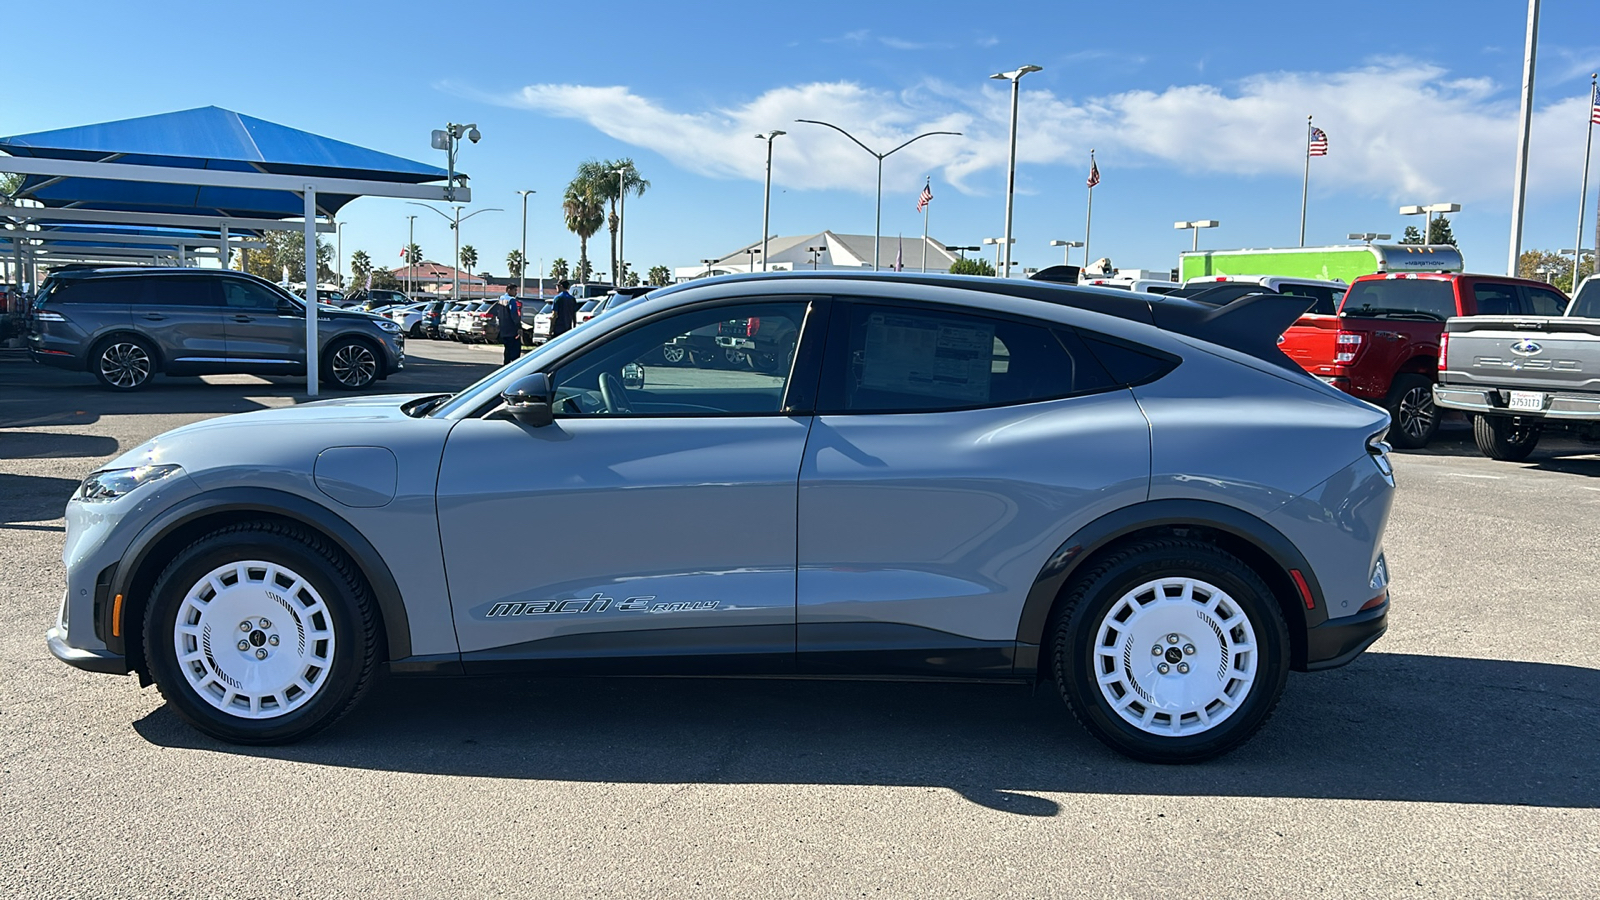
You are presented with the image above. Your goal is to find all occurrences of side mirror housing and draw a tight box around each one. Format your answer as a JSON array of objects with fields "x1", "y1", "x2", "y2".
[{"x1": 497, "y1": 372, "x2": 554, "y2": 427}]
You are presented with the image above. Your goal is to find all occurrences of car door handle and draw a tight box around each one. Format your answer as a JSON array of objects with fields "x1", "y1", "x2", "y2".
[
  {"x1": 233, "y1": 314, "x2": 254, "y2": 322},
  {"x1": 142, "y1": 313, "x2": 166, "y2": 321}
]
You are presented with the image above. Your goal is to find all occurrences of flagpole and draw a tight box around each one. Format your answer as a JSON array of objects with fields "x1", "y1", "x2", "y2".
[
  {"x1": 921, "y1": 179, "x2": 930, "y2": 273},
  {"x1": 1299, "y1": 115, "x2": 1312, "y2": 247},
  {"x1": 1574, "y1": 75, "x2": 1597, "y2": 287},
  {"x1": 1083, "y1": 149, "x2": 1095, "y2": 278}
]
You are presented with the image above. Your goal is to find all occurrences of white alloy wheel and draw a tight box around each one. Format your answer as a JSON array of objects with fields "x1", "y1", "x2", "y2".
[
  {"x1": 1092, "y1": 576, "x2": 1258, "y2": 737},
  {"x1": 172, "y1": 560, "x2": 337, "y2": 719}
]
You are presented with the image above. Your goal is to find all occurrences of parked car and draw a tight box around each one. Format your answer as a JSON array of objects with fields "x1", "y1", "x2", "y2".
[
  {"x1": 46, "y1": 270, "x2": 1393, "y2": 763},
  {"x1": 422, "y1": 300, "x2": 450, "y2": 338},
  {"x1": 1179, "y1": 275, "x2": 1347, "y2": 314},
  {"x1": 587, "y1": 287, "x2": 655, "y2": 322},
  {"x1": 443, "y1": 301, "x2": 483, "y2": 341},
  {"x1": 529, "y1": 301, "x2": 557, "y2": 344},
  {"x1": 1433, "y1": 275, "x2": 1592, "y2": 460},
  {"x1": 26, "y1": 268, "x2": 404, "y2": 391},
  {"x1": 352, "y1": 289, "x2": 410, "y2": 312},
  {"x1": 1278, "y1": 272, "x2": 1565, "y2": 448},
  {"x1": 386, "y1": 303, "x2": 433, "y2": 338}
]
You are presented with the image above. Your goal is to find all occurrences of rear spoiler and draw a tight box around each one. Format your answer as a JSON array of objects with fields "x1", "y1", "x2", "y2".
[{"x1": 1150, "y1": 292, "x2": 1315, "y2": 371}]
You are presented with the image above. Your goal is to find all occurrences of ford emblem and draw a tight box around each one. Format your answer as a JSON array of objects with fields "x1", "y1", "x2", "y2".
[{"x1": 1510, "y1": 339, "x2": 1543, "y2": 356}]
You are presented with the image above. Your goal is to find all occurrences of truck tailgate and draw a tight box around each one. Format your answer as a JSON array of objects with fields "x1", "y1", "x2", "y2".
[
  {"x1": 1441, "y1": 316, "x2": 1600, "y2": 393},
  {"x1": 1278, "y1": 314, "x2": 1340, "y2": 375}
]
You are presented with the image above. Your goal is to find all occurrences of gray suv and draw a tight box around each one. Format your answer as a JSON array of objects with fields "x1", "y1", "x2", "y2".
[{"x1": 26, "y1": 268, "x2": 405, "y2": 391}]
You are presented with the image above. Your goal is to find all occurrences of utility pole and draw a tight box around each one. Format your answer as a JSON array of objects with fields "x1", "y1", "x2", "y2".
[{"x1": 1508, "y1": 0, "x2": 1540, "y2": 276}]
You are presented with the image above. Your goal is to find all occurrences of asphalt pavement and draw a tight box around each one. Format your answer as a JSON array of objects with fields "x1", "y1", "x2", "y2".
[{"x1": 2, "y1": 342, "x2": 1597, "y2": 899}]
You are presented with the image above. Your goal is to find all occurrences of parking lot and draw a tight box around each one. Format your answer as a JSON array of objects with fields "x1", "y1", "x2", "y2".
[{"x1": 2, "y1": 340, "x2": 1597, "y2": 898}]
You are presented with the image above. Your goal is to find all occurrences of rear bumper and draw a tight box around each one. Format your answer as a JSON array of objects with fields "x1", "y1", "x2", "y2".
[
  {"x1": 27, "y1": 344, "x2": 84, "y2": 371},
  {"x1": 1435, "y1": 385, "x2": 1600, "y2": 421},
  {"x1": 1303, "y1": 602, "x2": 1387, "y2": 671}
]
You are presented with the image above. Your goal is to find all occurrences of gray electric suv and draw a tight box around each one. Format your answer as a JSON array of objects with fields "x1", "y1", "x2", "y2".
[
  {"x1": 46, "y1": 272, "x2": 1395, "y2": 763},
  {"x1": 26, "y1": 267, "x2": 405, "y2": 390}
]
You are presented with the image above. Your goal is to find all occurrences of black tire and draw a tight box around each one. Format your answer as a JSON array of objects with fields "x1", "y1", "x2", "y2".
[
  {"x1": 409, "y1": 322, "x2": 423, "y2": 338},
  {"x1": 1052, "y1": 539, "x2": 1289, "y2": 764},
  {"x1": 1385, "y1": 374, "x2": 1439, "y2": 449},
  {"x1": 91, "y1": 335, "x2": 156, "y2": 391},
  {"x1": 142, "y1": 521, "x2": 379, "y2": 745},
  {"x1": 322, "y1": 338, "x2": 380, "y2": 390},
  {"x1": 1472, "y1": 414, "x2": 1541, "y2": 462}
]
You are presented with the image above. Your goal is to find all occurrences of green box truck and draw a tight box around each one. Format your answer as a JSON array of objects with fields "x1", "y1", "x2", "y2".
[{"x1": 1179, "y1": 244, "x2": 1463, "y2": 284}]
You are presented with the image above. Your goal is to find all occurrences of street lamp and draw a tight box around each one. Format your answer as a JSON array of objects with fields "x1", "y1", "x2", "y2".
[
  {"x1": 1049, "y1": 239, "x2": 1084, "y2": 266},
  {"x1": 701, "y1": 258, "x2": 719, "y2": 279},
  {"x1": 948, "y1": 245, "x2": 981, "y2": 260},
  {"x1": 756, "y1": 132, "x2": 786, "y2": 272},
  {"x1": 983, "y1": 236, "x2": 1014, "y2": 274},
  {"x1": 806, "y1": 245, "x2": 826, "y2": 269},
  {"x1": 1173, "y1": 220, "x2": 1219, "y2": 252},
  {"x1": 404, "y1": 215, "x2": 417, "y2": 297},
  {"x1": 745, "y1": 248, "x2": 762, "y2": 273},
  {"x1": 516, "y1": 190, "x2": 536, "y2": 296},
  {"x1": 430, "y1": 122, "x2": 481, "y2": 202},
  {"x1": 990, "y1": 64, "x2": 1043, "y2": 278},
  {"x1": 795, "y1": 118, "x2": 961, "y2": 270},
  {"x1": 1400, "y1": 203, "x2": 1460, "y2": 245},
  {"x1": 407, "y1": 202, "x2": 501, "y2": 300},
  {"x1": 613, "y1": 165, "x2": 632, "y2": 284},
  {"x1": 1348, "y1": 232, "x2": 1392, "y2": 244}
]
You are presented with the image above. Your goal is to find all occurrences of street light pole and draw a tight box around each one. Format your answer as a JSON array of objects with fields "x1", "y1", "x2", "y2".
[
  {"x1": 806, "y1": 245, "x2": 825, "y2": 269},
  {"x1": 795, "y1": 119, "x2": 961, "y2": 270},
  {"x1": 1049, "y1": 239, "x2": 1084, "y2": 266},
  {"x1": 613, "y1": 166, "x2": 630, "y2": 284},
  {"x1": 407, "y1": 202, "x2": 501, "y2": 301},
  {"x1": 1508, "y1": 0, "x2": 1540, "y2": 275},
  {"x1": 991, "y1": 65, "x2": 1043, "y2": 278},
  {"x1": 516, "y1": 190, "x2": 535, "y2": 296},
  {"x1": 334, "y1": 221, "x2": 344, "y2": 288},
  {"x1": 755, "y1": 132, "x2": 785, "y2": 272},
  {"x1": 1174, "y1": 220, "x2": 1219, "y2": 252},
  {"x1": 404, "y1": 215, "x2": 416, "y2": 297}
]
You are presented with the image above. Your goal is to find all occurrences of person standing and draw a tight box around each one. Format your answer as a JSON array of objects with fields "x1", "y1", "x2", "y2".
[
  {"x1": 550, "y1": 279, "x2": 577, "y2": 338},
  {"x1": 495, "y1": 283, "x2": 524, "y2": 365}
]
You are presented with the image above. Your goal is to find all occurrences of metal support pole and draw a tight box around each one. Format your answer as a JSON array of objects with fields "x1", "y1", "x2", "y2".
[
  {"x1": 1002, "y1": 76, "x2": 1021, "y2": 278},
  {"x1": 1508, "y1": 0, "x2": 1541, "y2": 276},
  {"x1": 1299, "y1": 116, "x2": 1312, "y2": 247},
  {"x1": 335, "y1": 222, "x2": 343, "y2": 287},
  {"x1": 618, "y1": 182, "x2": 626, "y2": 283},
  {"x1": 762, "y1": 141, "x2": 773, "y2": 272},
  {"x1": 1574, "y1": 76, "x2": 1597, "y2": 286},
  {"x1": 921, "y1": 186, "x2": 930, "y2": 273},
  {"x1": 874, "y1": 156, "x2": 883, "y2": 271},
  {"x1": 452, "y1": 206, "x2": 461, "y2": 300},
  {"x1": 219, "y1": 222, "x2": 230, "y2": 269},
  {"x1": 304, "y1": 187, "x2": 320, "y2": 397}
]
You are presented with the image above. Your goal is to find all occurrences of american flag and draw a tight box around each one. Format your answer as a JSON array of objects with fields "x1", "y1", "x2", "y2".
[
  {"x1": 916, "y1": 181, "x2": 932, "y2": 213},
  {"x1": 1086, "y1": 158, "x2": 1100, "y2": 189},
  {"x1": 1592, "y1": 97, "x2": 1600, "y2": 125},
  {"x1": 1309, "y1": 127, "x2": 1329, "y2": 157}
]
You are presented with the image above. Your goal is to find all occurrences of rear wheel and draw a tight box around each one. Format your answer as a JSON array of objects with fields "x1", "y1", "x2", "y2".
[
  {"x1": 1052, "y1": 539, "x2": 1289, "y2": 763},
  {"x1": 92, "y1": 336, "x2": 155, "y2": 391},
  {"x1": 143, "y1": 522, "x2": 378, "y2": 744},
  {"x1": 1473, "y1": 414, "x2": 1541, "y2": 462},
  {"x1": 1385, "y1": 374, "x2": 1439, "y2": 449}
]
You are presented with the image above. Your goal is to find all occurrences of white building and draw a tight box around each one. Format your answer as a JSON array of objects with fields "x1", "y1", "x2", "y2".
[{"x1": 676, "y1": 231, "x2": 961, "y2": 281}]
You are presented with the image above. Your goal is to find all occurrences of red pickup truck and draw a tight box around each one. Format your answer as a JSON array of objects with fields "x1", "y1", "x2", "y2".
[{"x1": 1279, "y1": 272, "x2": 1568, "y2": 448}]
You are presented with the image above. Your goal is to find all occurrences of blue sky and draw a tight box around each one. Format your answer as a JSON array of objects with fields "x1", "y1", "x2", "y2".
[{"x1": 5, "y1": 0, "x2": 1600, "y2": 280}]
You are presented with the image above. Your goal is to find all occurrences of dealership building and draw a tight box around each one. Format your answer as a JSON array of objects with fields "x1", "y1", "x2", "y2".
[{"x1": 676, "y1": 231, "x2": 961, "y2": 281}]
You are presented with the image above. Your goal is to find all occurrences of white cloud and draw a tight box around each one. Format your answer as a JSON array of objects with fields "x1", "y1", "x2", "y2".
[{"x1": 500, "y1": 60, "x2": 1597, "y2": 204}]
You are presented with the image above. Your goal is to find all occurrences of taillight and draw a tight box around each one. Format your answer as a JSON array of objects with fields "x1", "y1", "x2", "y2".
[
  {"x1": 1438, "y1": 333, "x2": 1449, "y2": 371},
  {"x1": 747, "y1": 317, "x2": 760, "y2": 337},
  {"x1": 1335, "y1": 331, "x2": 1363, "y2": 363}
]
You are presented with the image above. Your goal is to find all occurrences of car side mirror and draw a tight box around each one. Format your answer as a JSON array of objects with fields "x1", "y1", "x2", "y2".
[{"x1": 496, "y1": 372, "x2": 554, "y2": 427}]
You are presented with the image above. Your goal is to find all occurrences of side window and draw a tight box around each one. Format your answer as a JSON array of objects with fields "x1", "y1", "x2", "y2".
[
  {"x1": 48, "y1": 278, "x2": 138, "y2": 304},
  {"x1": 221, "y1": 281, "x2": 283, "y2": 310},
  {"x1": 1276, "y1": 284, "x2": 1338, "y2": 315},
  {"x1": 138, "y1": 277, "x2": 218, "y2": 307},
  {"x1": 819, "y1": 302, "x2": 1115, "y2": 414},
  {"x1": 1523, "y1": 286, "x2": 1569, "y2": 317},
  {"x1": 550, "y1": 301, "x2": 808, "y2": 417},
  {"x1": 1470, "y1": 283, "x2": 1521, "y2": 317}
]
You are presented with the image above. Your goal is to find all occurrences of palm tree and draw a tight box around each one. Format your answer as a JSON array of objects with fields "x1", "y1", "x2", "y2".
[
  {"x1": 647, "y1": 265, "x2": 672, "y2": 287},
  {"x1": 403, "y1": 243, "x2": 423, "y2": 267},
  {"x1": 562, "y1": 175, "x2": 605, "y2": 283},
  {"x1": 506, "y1": 250, "x2": 526, "y2": 279},
  {"x1": 580, "y1": 158, "x2": 649, "y2": 284},
  {"x1": 350, "y1": 250, "x2": 373, "y2": 288},
  {"x1": 459, "y1": 244, "x2": 479, "y2": 273},
  {"x1": 549, "y1": 258, "x2": 569, "y2": 282}
]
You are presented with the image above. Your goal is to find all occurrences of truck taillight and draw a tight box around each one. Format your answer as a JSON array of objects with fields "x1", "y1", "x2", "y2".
[
  {"x1": 1335, "y1": 331, "x2": 1363, "y2": 364},
  {"x1": 1438, "y1": 333, "x2": 1449, "y2": 371}
]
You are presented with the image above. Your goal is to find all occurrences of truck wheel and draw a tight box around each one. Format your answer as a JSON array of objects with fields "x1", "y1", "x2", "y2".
[
  {"x1": 1472, "y1": 414, "x2": 1541, "y2": 462},
  {"x1": 143, "y1": 522, "x2": 379, "y2": 744},
  {"x1": 1052, "y1": 539, "x2": 1289, "y2": 763},
  {"x1": 1385, "y1": 374, "x2": 1439, "y2": 449}
]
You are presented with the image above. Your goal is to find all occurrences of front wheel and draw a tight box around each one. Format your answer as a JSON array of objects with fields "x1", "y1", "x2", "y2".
[
  {"x1": 323, "y1": 339, "x2": 379, "y2": 390},
  {"x1": 1385, "y1": 374, "x2": 1439, "y2": 449},
  {"x1": 1473, "y1": 414, "x2": 1541, "y2": 461},
  {"x1": 1053, "y1": 539, "x2": 1289, "y2": 763},
  {"x1": 143, "y1": 522, "x2": 378, "y2": 744}
]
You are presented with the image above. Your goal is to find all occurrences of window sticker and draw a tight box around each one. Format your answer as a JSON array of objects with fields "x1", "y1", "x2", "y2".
[{"x1": 860, "y1": 313, "x2": 994, "y2": 402}]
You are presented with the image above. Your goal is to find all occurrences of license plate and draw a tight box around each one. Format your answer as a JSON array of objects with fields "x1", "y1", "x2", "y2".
[{"x1": 1508, "y1": 391, "x2": 1545, "y2": 411}]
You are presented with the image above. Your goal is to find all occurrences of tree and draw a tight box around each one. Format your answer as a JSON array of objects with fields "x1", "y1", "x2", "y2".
[
  {"x1": 562, "y1": 171, "x2": 605, "y2": 282},
  {"x1": 0, "y1": 173, "x2": 22, "y2": 196},
  {"x1": 549, "y1": 257, "x2": 570, "y2": 282},
  {"x1": 579, "y1": 158, "x2": 650, "y2": 286},
  {"x1": 1400, "y1": 226, "x2": 1423, "y2": 245},
  {"x1": 1400, "y1": 215, "x2": 1457, "y2": 246},
  {"x1": 647, "y1": 265, "x2": 672, "y2": 287},
  {"x1": 950, "y1": 257, "x2": 996, "y2": 276},
  {"x1": 506, "y1": 249, "x2": 526, "y2": 279},
  {"x1": 1518, "y1": 249, "x2": 1593, "y2": 293},
  {"x1": 349, "y1": 250, "x2": 373, "y2": 289},
  {"x1": 249, "y1": 231, "x2": 334, "y2": 283},
  {"x1": 459, "y1": 244, "x2": 478, "y2": 272},
  {"x1": 369, "y1": 267, "x2": 401, "y2": 291},
  {"x1": 403, "y1": 243, "x2": 423, "y2": 267}
]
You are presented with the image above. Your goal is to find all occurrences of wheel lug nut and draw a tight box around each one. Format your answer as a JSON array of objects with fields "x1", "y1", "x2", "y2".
[
  {"x1": 240, "y1": 621, "x2": 252, "y2": 632},
  {"x1": 255, "y1": 649, "x2": 268, "y2": 660},
  {"x1": 1157, "y1": 662, "x2": 1170, "y2": 674},
  {"x1": 258, "y1": 619, "x2": 272, "y2": 630},
  {"x1": 1177, "y1": 662, "x2": 1190, "y2": 674},
  {"x1": 1166, "y1": 633, "x2": 1180, "y2": 644},
  {"x1": 1151, "y1": 645, "x2": 1163, "y2": 656},
  {"x1": 237, "y1": 640, "x2": 249, "y2": 651},
  {"x1": 1183, "y1": 644, "x2": 1196, "y2": 656},
  {"x1": 268, "y1": 635, "x2": 279, "y2": 646}
]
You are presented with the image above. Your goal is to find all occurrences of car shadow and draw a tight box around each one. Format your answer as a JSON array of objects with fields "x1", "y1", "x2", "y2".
[
  {"x1": 0, "y1": 473, "x2": 81, "y2": 528},
  {"x1": 0, "y1": 431, "x2": 120, "y2": 459},
  {"x1": 132, "y1": 651, "x2": 1598, "y2": 814}
]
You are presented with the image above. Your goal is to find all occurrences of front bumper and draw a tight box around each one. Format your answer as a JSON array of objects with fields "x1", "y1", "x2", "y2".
[
  {"x1": 1303, "y1": 600, "x2": 1387, "y2": 671},
  {"x1": 47, "y1": 625, "x2": 130, "y2": 674}
]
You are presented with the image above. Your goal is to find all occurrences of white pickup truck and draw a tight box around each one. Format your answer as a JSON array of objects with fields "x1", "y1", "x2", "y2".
[{"x1": 1434, "y1": 275, "x2": 1600, "y2": 460}]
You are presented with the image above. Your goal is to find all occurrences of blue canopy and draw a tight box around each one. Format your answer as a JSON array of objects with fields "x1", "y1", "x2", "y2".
[{"x1": 0, "y1": 106, "x2": 453, "y2": 218}]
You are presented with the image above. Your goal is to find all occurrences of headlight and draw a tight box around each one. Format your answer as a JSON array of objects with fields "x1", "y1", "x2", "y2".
[
  {"x1": 74, "y1": 464, "x2": 182, "y2": 503},
  {"x1": 375, "y1": 319, "x2": 401, "y2": 333}
]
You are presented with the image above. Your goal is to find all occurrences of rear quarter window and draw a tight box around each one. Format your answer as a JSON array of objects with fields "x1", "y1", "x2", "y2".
[
  {"x1": 1340, "y1": 279, "x2": 1456, "y2": 320},
  {"x1": 42, "y1": 277, "x2": 140, "y2": 305}
]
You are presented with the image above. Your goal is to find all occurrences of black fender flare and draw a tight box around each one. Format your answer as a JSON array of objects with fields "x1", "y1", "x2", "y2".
[
  {"x1": 1014, "y1": 499, "x2": 1327, "y2": 667},
  {"x1": 110, "y1": 486, "x2": 412, "y2": 660}
]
